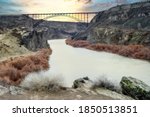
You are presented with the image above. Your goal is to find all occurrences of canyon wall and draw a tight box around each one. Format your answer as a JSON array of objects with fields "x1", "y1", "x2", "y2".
[{"x1": 73, "y1": 1, "x2": 150, "y2": 46}]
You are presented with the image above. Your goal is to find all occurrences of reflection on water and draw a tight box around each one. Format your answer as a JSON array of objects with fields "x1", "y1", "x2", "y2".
[{"x1": 21, "y1": 39, "x2": 150, "y2": 88}]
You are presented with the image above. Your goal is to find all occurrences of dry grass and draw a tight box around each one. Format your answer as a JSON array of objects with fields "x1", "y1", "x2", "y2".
[
  {"x1": 0, "y1": 48, "x2": 52, "y2": 85},
  {"x1": 66, "y1": 39, "x2": 90, "y2": 47},
  {"x1": 93, "y1": 79, "x2": 121, "y2": 93},
  {"x1": 66, "y1": 39, "x2": 150, "y2": 60}
]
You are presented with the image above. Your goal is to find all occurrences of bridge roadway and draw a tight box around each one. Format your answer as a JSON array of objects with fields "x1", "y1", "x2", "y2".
[
  {"x1": 26, "y1": 12, "x2": 98, "y2": 23},
  {"x1": 0, "y1": 12, "x2": 98, "y2": 28},
  {"x1": 23, "y1": 12, "x2": 98, "y2": 28}
]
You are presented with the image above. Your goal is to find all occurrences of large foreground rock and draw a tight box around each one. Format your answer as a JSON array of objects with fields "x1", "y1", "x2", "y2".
[{"x1": 120, "y1": 76, "x2": 150, "y2": 100}]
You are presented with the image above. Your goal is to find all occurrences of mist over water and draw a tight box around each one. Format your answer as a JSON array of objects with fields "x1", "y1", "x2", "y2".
[{"x1": 21, "y1": 39, "x2": 150, "y2": 89}]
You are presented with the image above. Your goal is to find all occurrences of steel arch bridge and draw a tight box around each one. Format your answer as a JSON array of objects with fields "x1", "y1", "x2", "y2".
[{"x1": 25, "y1": 12, "x2": 98, "y2": 28}]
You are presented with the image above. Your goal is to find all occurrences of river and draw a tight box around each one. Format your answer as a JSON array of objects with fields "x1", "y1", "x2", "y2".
[{"x1": 21, "y1": 39, "x2": 150, "y2": 89}]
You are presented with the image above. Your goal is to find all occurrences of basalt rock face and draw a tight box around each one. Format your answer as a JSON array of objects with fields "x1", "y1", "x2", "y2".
[
  {"x1": 35, "y1": 21, "x2": 87, "y2": 39},
  {"x1": 89, "y1": 1, "x2": 150, "y2": 30},
  {"x1": 0, "y1": 15, "x2": 48, "y2": 51},
  {"x1": 73, "y1": 1, "x2": 150, "y2": 46},
  {"x1": 87, "y1": 27, "x2": 150, "y2": 46},
  {"x1": 0, "y1": 15, "x2": 33, "y2": 30},
  {"x1": 20, "y1": 28, "x2": 50, "y2": 51}
]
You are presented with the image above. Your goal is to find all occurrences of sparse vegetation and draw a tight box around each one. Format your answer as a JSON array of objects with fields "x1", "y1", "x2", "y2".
[{"x1": 92, "y1": 76, "x2": 121, "y2": 93}]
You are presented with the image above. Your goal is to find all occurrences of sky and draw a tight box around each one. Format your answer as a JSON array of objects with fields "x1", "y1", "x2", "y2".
[{"x1": 0, "y1": 0, "x2": 146, "y2": 14}]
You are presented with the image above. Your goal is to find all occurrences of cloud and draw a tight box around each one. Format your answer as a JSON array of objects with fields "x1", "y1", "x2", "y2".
[
  {"x1": 0, "y1": 0, "x2": 23, "y2": 14},
  {"x1": 81, "y1": 0, "x2": 145, "y2": 12},
  {"x1": 0, "y1": 0, "x2": 147, "y2": 14},
  {"x1": 15, "y1": 0, "x2": 88, "y2": 13},
  {"x1": 77, "y1": 0, "x2": 92, "y2": 4}
]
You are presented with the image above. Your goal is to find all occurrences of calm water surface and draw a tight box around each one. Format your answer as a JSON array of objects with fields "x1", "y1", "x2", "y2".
[
  {"x1": 21, "y1": 39, "x2": 150, "y2": 88},
  {"x1": 48, "y1": 39, "x2": 150, "y2": 87}
]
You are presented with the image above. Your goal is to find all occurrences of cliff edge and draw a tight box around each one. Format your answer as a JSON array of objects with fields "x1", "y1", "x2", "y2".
[{"x1": 73, "y1": 1, "x2": 150, "y2": 46}]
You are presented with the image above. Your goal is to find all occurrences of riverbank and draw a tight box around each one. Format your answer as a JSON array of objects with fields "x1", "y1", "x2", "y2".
[
  {"x1": 0, "y1": 76, "x2": 133, "y2": 100},
  {"x1": 66, "y1": 39, "x2": 150, "y2": 61},
  {"x1": 0, "y1": 87, "x2": 132, "y2": 100},
  {"x1": 1, "y1": 39, "x2": 150, "y2": 99}
]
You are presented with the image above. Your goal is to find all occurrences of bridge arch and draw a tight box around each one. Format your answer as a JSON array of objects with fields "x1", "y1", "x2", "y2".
[
  {"x1": 26, "y1": 12, "x2": 98, "y2": 28},
  {"x1": 33, "y1": 15, "x2": 84, "y2": 28}
]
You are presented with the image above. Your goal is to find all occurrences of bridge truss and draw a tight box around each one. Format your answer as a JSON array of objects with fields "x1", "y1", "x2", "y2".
[{"x1": 26, "y1": 12, "x2": 98, "y2": 28}]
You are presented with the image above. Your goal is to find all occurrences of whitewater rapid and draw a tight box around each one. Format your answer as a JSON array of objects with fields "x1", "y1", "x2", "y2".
[{"x1": 21, "y1": 39, "x2": 150, "y2": 88}]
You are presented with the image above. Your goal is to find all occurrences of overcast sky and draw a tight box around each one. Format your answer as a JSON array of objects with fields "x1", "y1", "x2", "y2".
[{"x1": 0, "y1": 0, "x2": 146, "y2": 14}]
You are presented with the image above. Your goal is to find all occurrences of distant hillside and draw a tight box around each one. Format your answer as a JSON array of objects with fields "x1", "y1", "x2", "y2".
[
  {"x1": 73, "y1": 1, "x2": 150, "y2": 46},
  {"x1": 0, "y1": 15, "x2": 86, "y2": 39},
  {"x1": 90, "y1": 1, "x2": 150, "y2": 30}
]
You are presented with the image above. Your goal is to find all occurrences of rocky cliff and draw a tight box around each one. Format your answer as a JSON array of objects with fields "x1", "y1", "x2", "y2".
[
  {"x1": 0, "y1": 15, "x2": 86, "y2": 51},
  {"x1": 0, "y1": 15, "x2": 33, "y2": 30},
  {"x1": 73, "y1": 1, "x2": 150, "y2": 46},
  {"x1": 0, "y1": 30, "x2": 30, "y2": 59}
]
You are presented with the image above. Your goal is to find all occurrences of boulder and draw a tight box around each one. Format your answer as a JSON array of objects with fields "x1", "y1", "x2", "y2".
[
  {"x1": 9, "y1": 86, "x2": 25, "y2": 95},
  {"x1": 120, "y1": 76, "x2": 150, "y2": 100},
  {"x1": 72, "y1": 77, "x2": 94, "y2": 89},
  {"x1": 0, "y1": 85, "x2": 9, "y2": 96}
]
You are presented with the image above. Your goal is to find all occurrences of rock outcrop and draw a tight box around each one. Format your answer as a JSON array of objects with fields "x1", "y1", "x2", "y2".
[
  {"x1": 73, "y1": 77, "x2": 94, "y2": 89},
  {"x1": 0, "y1": 84, "x2": 26, "y2": 96},
  {"x1": 120, "y1": 76, "x2": 150, "y2": 100},
  {"x1": 73, "y1": 1, "x2": 150, "y2": 46},
  {"x1": 20, "y1": 28, "x2": 50, "y2": 51},
  {"x1": 0, "y1": 85, "x2": 9, "y2": 96},
  {"x1": 87, "y1": 27, "x2": 150, "y2": 46},
  {"x1": 72, "y1": 77, "x2": 132, "y2": 100},
  {"x1": 0, "y1": 15, "x2": 33, "y2": 30},
  {"x1": 35, "y1": 21, "x2": 87, "y2": 39},
  {"x1": 0, "y1": 15, "x2": 87, "y2": 51},
  {"x1": 0, "y1": 29, "x2": 30, "y2": 59}
]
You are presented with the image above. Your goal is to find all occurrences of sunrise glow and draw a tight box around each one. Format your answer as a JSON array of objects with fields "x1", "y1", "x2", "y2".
[
  {"x1": 1, "y1": 0, "x2": 143, "y2": 21},
  {"x1": 16, "y1": 0, "x2": 88, "y2": 13}
]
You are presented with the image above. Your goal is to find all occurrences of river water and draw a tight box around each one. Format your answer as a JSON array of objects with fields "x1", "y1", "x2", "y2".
[{"x1": 21, "y1": 39, "x2": 150, "y2": 89}]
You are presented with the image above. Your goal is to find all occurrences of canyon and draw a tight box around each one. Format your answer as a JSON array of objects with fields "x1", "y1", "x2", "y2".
[{"x1": 0, "y1": 1, "x2": 150, "y2": 100}]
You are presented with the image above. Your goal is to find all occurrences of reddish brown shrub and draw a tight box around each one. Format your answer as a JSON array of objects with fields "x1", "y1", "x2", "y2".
[
  {"x1": 133, "y1": 48, "x2": 150, "y2": 60},
  {"x1": 66, "y1": 39, "x2": 90, "y2": 47},
  {"x1": 29, "y1": 56, "x2": 41, "y2": 65},
  {"x1": 110, "y1": 45, "x2": 120, "y2": 53},
  {"x1": 0, "y1": 48, "x2": 52, "y2": 85},
  {"x1": 118, "y1": 46, "x2": 134, "y2": 57},
  {"x1": 0, "y1": 67, "x2": 21, "y2": 83},
  {"x1": 66, "y1": 39, "x2": 150, "y2": 61},
  {"x1": 10, "y1": 57, "x2": 33, "y2": 70}
]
